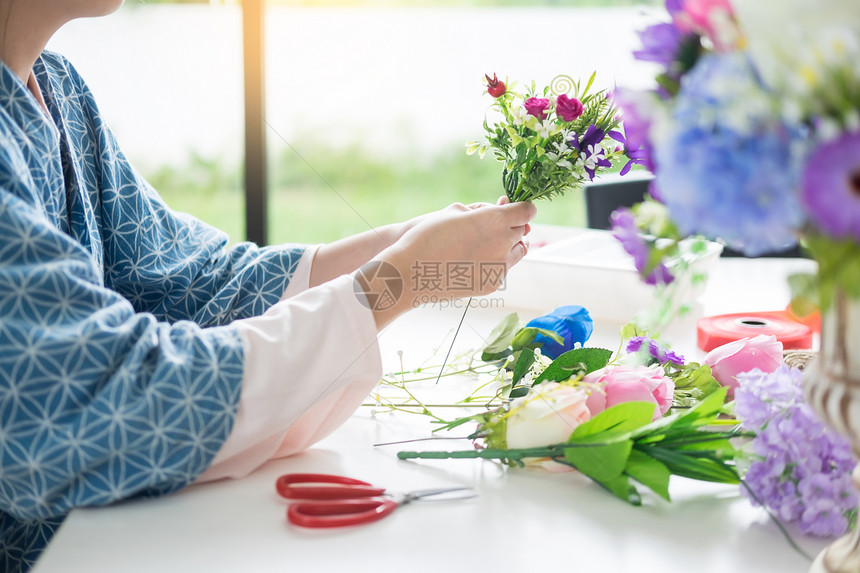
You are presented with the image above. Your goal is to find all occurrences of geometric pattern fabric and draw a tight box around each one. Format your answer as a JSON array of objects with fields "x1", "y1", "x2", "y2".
[{"x1": 0, "y1": 52, "x2": 304, "y2": 572}]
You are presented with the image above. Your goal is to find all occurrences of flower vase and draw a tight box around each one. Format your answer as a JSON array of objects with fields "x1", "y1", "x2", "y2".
[{"x1": 805, "y1": 288, "x2": 860, "y2": 572}]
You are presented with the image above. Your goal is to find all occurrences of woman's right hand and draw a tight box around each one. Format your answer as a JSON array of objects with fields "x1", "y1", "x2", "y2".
[{"x1": 359, "y1": 199, "x2": 537, "y2": 329}]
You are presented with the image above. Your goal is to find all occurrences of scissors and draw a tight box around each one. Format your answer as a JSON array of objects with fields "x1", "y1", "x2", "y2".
[{"x1": 275, "y1": 473, "x2": 475, "y2": 528}]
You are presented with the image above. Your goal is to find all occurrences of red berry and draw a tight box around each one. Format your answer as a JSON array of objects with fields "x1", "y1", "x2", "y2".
[{"x1": 485, "y1": 73, "x2": 506, "y2": 98}]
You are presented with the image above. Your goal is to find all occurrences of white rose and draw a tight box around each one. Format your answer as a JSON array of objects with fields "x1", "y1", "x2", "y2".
[{"x1": 505, "y1": 382, "x2": 591, "y2": 449}]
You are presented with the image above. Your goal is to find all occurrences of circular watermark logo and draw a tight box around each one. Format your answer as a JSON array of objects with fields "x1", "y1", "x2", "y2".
[{"x1": 353, "y1": 260, "x2": 403, "y2": 311}]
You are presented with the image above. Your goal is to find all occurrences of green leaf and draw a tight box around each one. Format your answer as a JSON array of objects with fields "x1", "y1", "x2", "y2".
[
  {"x1": 806, "y1": 233, "x2": 860, "y2": 310},
  {"x1": 511, "y1": 348, "x2": 535, "y2": 385},
  {"x1": 534, "y1": 347, "x2": 612, "y2": 384},
  {"x1": 508, "y1": 386, "x2": 530, "y2": 399},
  {"x1": 570, "y1": 401, "x2": 656, "y2": 441},
  {"x1": 672, "y1": 363, "x2": 721, "y2": 397},
  {"x1": 788, "y1": 272, "x2": 819, "y2": 317},
  {"x1": 565, "y1": 439, "x2": 633, "y2": 483},
  {"x1": 644, "y1": 446, "x2": 739, "y2": 484},
  {"x1": 597, "y1": 474, "x2": 642, "y2": 506},
  {"x1": 624, "y1": 449, "x2": 671, "y2": 501},
  {"x1": 480, "y1": 312, "x2": 520, "y2": 361},
  {"x1": 582, "y1": 70, "x2": 597, "y2": 97},
  {"x1": 620, "y1": 322, "x2": 647, "y2": 341},
  {"x1": 510, "y1": 327, "x2": 563, "y2": 352}
]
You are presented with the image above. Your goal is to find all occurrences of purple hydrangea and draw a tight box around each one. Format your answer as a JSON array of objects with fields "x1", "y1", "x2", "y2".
[
  {"x1": 626, "y1": 336, "x2": 685, "y2": 366},
  {"x1": 610, "y1": 208, "x2": 674, "y2": 285},
  {"x1": 655, "y1": 53, "x2": 805, "y2": 256},
  {"x1": 736, "y1": 365, "x2": 858, "y2": 537},
  {"x1": 802, "y1": 130, "x2": 860, "y2": 241}
]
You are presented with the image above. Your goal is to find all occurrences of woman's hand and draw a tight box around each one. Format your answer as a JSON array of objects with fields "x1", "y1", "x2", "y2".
[
  {"x1": 309, "y1": 197, "x2": 529, "y2": 288},
  {"x1": 360, "y1": 198, "x2": 537, "y2": 329}
]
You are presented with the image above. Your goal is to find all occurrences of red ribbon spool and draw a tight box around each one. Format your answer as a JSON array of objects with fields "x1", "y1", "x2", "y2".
[{"x1": 696, "y1": 311, "x2": 814, "y2": 352}]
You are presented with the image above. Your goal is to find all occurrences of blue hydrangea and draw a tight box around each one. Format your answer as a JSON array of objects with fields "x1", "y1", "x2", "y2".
[{"x1": 655, "y1": 53, "x2": 806, "y2": 256}]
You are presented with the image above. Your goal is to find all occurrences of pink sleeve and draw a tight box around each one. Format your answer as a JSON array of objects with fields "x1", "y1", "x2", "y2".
[{"x1": 196, "y1": 270, "x2": 381, "y2": 482}]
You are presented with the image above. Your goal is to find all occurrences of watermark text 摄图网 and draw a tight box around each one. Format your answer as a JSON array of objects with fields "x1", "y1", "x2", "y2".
[{"x1": 353, "y1": 260, "x2": 507, "y2": 310}]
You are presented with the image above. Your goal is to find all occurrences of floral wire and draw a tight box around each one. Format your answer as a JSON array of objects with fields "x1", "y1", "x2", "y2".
[
  {"x1": 435, "y1": 298, "x2": 472, "y2": 385},
  {"x1": 373, "y1": 436, "x2": 473, "y2": 447},
  {"x1": 739, "y1": 479, "x2": 814, "y2": 563}
]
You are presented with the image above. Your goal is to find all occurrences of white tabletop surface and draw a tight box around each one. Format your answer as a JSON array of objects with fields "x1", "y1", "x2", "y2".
[{"x1": 33, "y1": 254, "x2": 830, "y2": 573}]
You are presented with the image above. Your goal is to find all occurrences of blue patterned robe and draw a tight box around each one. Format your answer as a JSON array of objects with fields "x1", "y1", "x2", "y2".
[{"x1": 0, "y1": 53, "x2": 305, "y2": 572}]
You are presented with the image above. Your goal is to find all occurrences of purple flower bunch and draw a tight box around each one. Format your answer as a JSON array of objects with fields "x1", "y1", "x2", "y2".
[
  {"x1": 736, "y1": 365, "x2": 858, "y2": 537},
  {"x1": 625, "y1": 335, "x2": 685, "y2": 367}
]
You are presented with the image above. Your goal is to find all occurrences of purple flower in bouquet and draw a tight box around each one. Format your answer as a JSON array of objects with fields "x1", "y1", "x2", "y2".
[
  {"x1": 736, "y1": 365, "x2": 859, "y2": 537},
  {"x1": 626, "y1": 336, "x2": 685, "y2": 366},
  {"x1": 570, "y1": 125, "x2": 612, "y2": 181},
  {"x1": 655, "y1": 53, "x2": 805, "y2": 256},
  {"x1": 802, "y1": 130, "x2": 860, "y2": 241},
  {"x1": 610, "y1": 208, "x2": 674, "y2": 285},
  {"x1": 612, "y1": 89, "x2": 656, "y2": 174},
  {"x1": 571, "y1": 125, "x2": 605, "y2": 153},
  {"x1": 609, "y1": 130, "x2": 648, "y2": 176}
]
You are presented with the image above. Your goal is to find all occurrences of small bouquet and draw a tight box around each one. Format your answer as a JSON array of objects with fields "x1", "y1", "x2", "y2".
[{"x1": 466, "y1": 73, "x2": 637, "y2": 202}]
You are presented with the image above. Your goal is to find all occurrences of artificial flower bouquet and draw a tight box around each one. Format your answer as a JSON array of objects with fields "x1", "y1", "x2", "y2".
[
  {"x1": 611, "y1": 0, "x2": 860, "y2": 306},
  {"x1": 466, "y1": 73, "x2": 641, "y2": 202},
  {"x1": 392, "y1": 307, "x2": 857, "y2": 537}
]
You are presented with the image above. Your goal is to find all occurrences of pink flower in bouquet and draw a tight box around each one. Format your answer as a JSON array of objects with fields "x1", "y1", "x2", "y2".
[
  {"x1": 583, "y1": 364, "x2": 675, "y2": 421},
  {"x1": 704, "y1": 335, "x2": 783, "y2": 397},
  {"x1": 506, "y1": 383, "x2": 591, "y2": 449},
  {"x1": 524, "y1": 97, "x2": 550, "y2": 120},
  {"x1": 556, "y1": 94, "x2": 584, "y2": 122}
]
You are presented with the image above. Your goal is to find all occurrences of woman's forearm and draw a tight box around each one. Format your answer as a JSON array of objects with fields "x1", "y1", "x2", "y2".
[{"x1": 308, "y1": 223, "x2": 404, "y2": 287}]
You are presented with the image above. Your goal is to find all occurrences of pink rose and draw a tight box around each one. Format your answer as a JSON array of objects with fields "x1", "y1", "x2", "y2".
[
  {"x1": 555, "y1": 93, "x2": 584, "y2": 122},
  {"x1": 583, "y1": 364, "x2": 675, "y2": 421},
  {"x1": 703, "y1": 335, "x2": 783, "y2": 397},
  {"x1": 523, "y1": 97, "x2": 550, "y2": 120},
  {"x1": 506, "y1": 383, "x2": 591, "y2": 449}
]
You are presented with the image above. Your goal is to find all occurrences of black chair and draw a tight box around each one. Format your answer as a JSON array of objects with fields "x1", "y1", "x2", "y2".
[{"x1": 584, "y1": 176, "x2": 806, "y2": 258}]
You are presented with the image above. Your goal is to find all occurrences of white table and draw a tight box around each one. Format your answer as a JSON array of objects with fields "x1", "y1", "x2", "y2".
[{"x1": 33, "y1": 256, "x2": 829, "y2": 573}]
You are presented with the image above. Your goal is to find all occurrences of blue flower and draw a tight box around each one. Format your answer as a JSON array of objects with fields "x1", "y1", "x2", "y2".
[
  {"x1": 525, "y1": 305, "x2": 593, "y2": 359},
  {"x1": 655, "y1": 53, "x2": 805, "y2": 256}
]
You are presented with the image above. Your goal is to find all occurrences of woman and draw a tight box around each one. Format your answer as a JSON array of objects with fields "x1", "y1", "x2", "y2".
[{"x1": 0, "y1": 1, "x2": 535, "y2": 571}]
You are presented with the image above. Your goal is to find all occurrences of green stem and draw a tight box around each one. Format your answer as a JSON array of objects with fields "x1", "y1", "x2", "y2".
[
  {"x1": 398, "y1": 443, "x2": 608, "y2": 461},
  {"x1": 739, "y1": 480, "x2": 814, "y2": 563}
]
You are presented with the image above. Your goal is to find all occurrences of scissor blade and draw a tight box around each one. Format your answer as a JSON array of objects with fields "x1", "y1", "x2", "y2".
[{"x1": 403, "y1": 487, "x2": 477, "y2": 503}]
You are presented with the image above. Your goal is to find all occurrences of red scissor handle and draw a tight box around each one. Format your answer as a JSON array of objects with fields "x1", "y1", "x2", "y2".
[
  {"x1": 287, "y1": 498, "x2": 399, "y2": 528},
  {"x1": 276, "y1": 473, "x2": 387, "y2": 500}
]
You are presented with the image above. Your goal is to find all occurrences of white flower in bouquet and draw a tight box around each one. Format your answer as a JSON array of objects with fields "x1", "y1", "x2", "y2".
[{"x1": 505, "y1": 382, "x2": 591, "y2": 449}]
